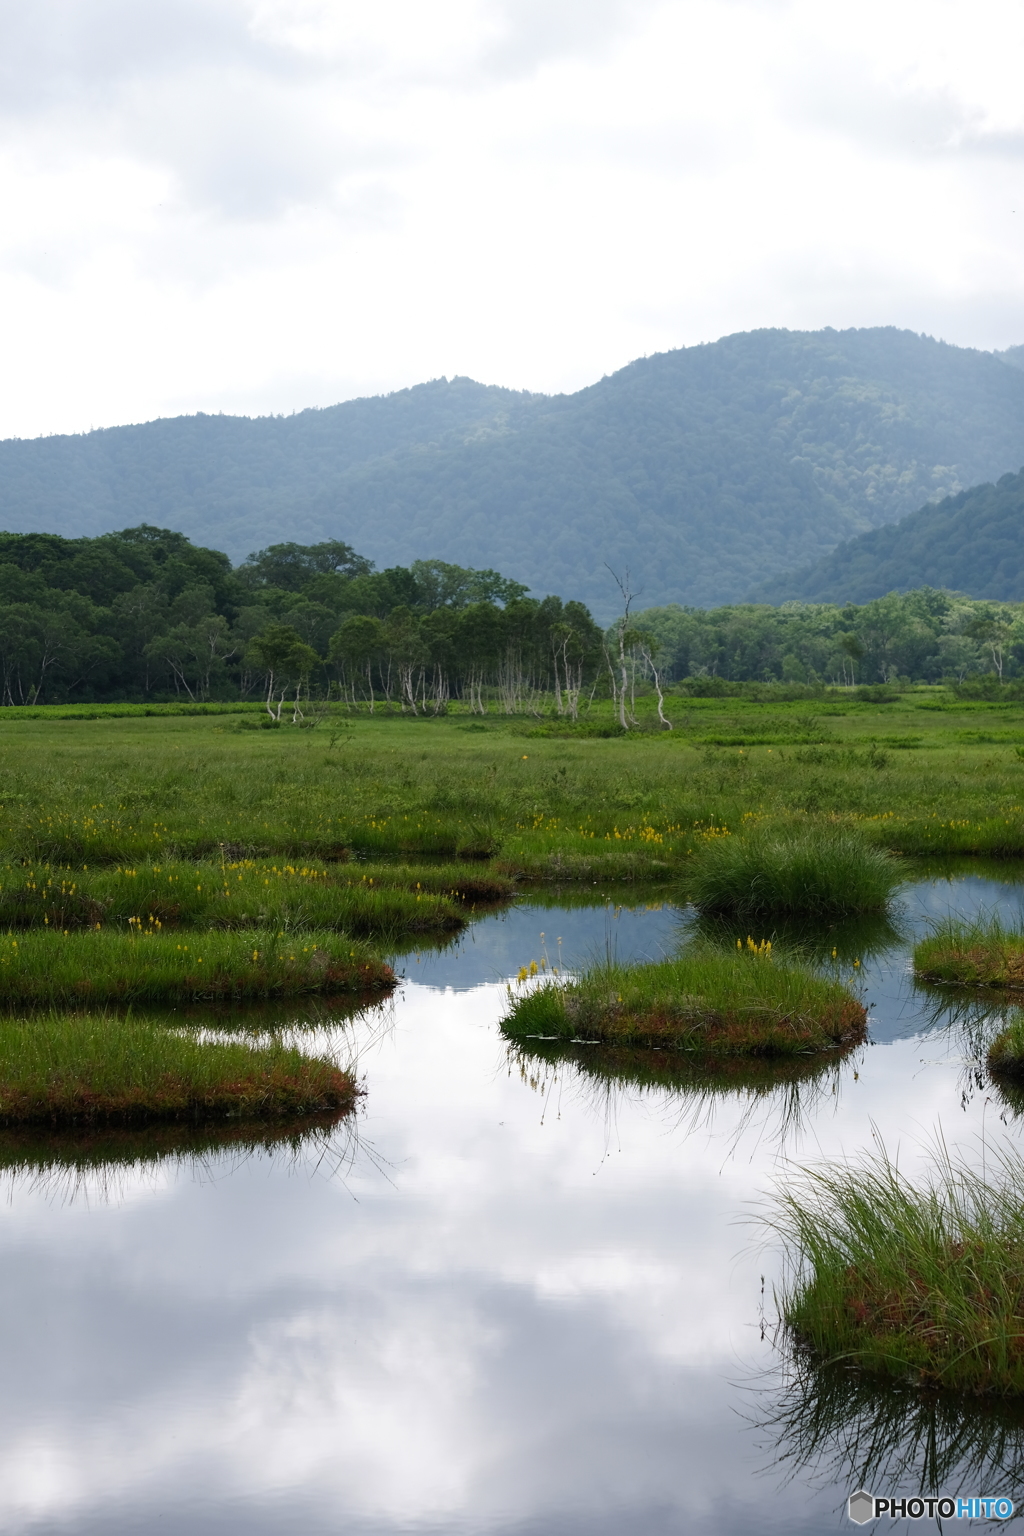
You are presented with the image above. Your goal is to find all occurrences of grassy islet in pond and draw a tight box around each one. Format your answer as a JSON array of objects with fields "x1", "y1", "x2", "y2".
[
  {"x1": 502, "y1": 944, "x2": 866, "y2": 1057},
  {"x1": 0, "y1": 1113, "x2": 350, "y2": 1183},
  {"x1": 0, "y1": 1012, "x2": 357, "y2": 1125},
  {"x1": 687, "y1": 827, "x2": 902, "y2": 920},
  {"x1": 0, "y1": 928, "x2": 394, "y2": 1004},
  {"x1": 0, "y1": 859, "x2": 470, "y2": 939},
  {"x1": 772, "y1": 1143, "x2": 1024, "y2": 1396},
  {"x1": 915, "y1": 916, "x2": 1024, "y2": 991}
]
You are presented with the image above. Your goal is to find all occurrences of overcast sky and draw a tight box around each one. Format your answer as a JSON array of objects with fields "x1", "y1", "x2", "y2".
[{"x1": 2, "y1": 0, "x2": 1023, "y2": 437}]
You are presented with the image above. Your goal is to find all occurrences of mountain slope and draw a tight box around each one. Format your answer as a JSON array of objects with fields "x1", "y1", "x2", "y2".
[
  {"x1": 751, "y1": 469, "x2": 1024, "y2": 604},
  {"x1": 4, "y1": 327, "x2": 1024, "y2": 616}
]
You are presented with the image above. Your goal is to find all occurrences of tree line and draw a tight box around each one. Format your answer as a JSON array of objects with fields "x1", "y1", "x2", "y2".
[
  {"x1": 0, "y1": 526, "x2": 605, "y2": 713},
  {"x1": 631, "y1": 588, "x2": 1024, "y2": 687},
  {"x1": 1, "y1": 524, "x2": 1018, "y2": 712}
]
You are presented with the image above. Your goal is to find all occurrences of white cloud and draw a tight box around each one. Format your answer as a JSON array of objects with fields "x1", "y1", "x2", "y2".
[{"x1": 2, "y1": 0, "x2": 1024, "y2": 436}]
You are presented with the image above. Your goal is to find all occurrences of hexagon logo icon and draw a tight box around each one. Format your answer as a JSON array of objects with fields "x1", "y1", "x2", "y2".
[{"x1": 848, "y1": 1489, "x2": 875, "y2": 1524}]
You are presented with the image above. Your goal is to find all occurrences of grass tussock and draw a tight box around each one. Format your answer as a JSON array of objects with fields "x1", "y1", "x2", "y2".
[
  {"x1": 772, "y1": 1142, "x2": 1024, "y2": 1396},
  {"x1": 687, "y1": 827, "x2": 903, "y2": 920},
  {"x1": 0, "y1": 928, "x2": 394, "y2": 1004},
  {"x1": 915, "y1": 916, "x2": 1024, "y2": 990},
  {"x1": 0, "y1": 1012, "x2": 357, "y2": 1124},
  {"x1": 501, "y1": 943, "x2": 866, "y2": 1056}
]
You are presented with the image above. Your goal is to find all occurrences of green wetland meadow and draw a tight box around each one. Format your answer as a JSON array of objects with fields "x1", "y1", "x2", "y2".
[{"x1": 10, "y1": 689, "x2": 1024, "y2": 1529}]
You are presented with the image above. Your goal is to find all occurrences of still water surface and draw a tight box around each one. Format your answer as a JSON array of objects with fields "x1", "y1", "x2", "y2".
[{"x1": 4, "y1": 870, "x2": 1024, "y2": 1534}]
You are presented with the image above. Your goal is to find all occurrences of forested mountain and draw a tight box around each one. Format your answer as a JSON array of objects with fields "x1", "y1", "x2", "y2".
[
  {"x1": 754, "y1": 468, "x2": 1024, "y2": 604},
  {"x1": 4, "y1": 328, "x2": 1024, "y2": 617}
]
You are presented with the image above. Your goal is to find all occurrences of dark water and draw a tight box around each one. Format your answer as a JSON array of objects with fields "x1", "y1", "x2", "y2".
[{"x1": 4, "y1": 869, "x2": 1024, "y2": 1534}]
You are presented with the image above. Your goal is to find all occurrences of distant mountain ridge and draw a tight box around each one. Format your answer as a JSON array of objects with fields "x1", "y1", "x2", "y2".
[
  {"x1": 4, "y1": 327, "x2": 1024, "y2": 617},
  {"x1": 751, "y1": 467, "x2": 1024, "y2": 604}
]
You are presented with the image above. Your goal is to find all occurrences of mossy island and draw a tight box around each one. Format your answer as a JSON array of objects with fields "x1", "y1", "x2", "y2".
[{"x1": 502, "y1": 944, "x2": 866, "y2": 1061}]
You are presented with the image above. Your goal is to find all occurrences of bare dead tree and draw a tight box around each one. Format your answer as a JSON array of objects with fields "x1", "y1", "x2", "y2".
[
  {"x1": 636, "y1": 635, "x2": 672, "y2": 729},
  {"x1": 605, "y1": 565, "x2": 643, "y2": 730}
]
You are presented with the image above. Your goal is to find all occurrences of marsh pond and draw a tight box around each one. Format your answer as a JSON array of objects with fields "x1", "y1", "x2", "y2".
[{"x1": 4, "y1": 867, "x2": 1024, "y2": 1534}]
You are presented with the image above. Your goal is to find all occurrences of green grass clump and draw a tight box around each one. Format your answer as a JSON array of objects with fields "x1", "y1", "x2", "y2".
[
  {"x1": 987, "y1": 1012, "x2": 1024, "y2": 1078},
  {"x1": 914, "y1": 916, "x2": 1024, "y2": 990},
  {"x1": 0, "y1": 1012, "x2": 357, "y2": 1124},
  {"x1": 0, "y1": 860, "x2": 468, "y2": 940},
  {"x1": 687, "y1": 828, "x2": 902, "y2": 919},
  {"x1": 0, "y1": 929, "x2": 394, "y2": 1004},
  {"x1": 772, "y1": 1143, "x2": 1024, "y2": 1396},
  {"x1": 502, "y1": 943, "x2": 865, "y2": 1056}
]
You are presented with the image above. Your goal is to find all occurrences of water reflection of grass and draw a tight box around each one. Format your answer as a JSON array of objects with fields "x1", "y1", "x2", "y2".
[
  {"x1": 0, "y1": 1112, "x2": 361, "y2": 1203},
  {"x1": 136, "y1": 991, "x2": 390, "y2": 1035},
  {"x1": 509, "y1": 1037, "x2": 854, "y2": 1147},
  {"x1": 755, "y1": 1352, "x2": 1024, "y2": 1507},
  {"x1": 691, "y1": 908, "x2": 906, "y2": 967}
]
